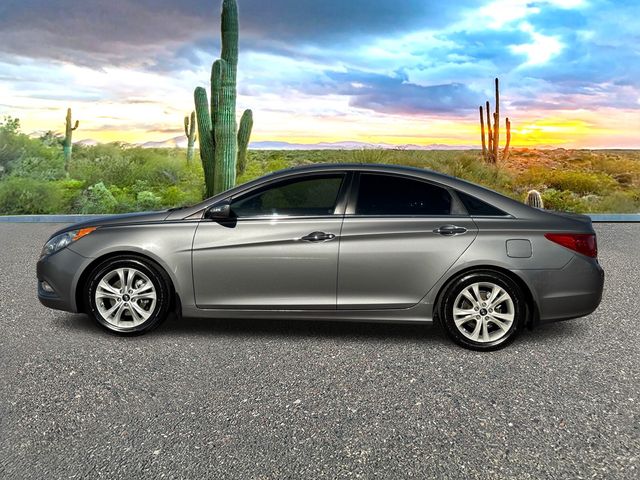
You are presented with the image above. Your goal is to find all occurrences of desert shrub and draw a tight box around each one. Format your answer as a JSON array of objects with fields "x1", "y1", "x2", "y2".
[
  {"x1": 105, "y1": 185, "x2": 138, "y2": 213},
  {"x1": 70, "y1": 144, "x2": 136, "y2": 187},
  {"x1": 57, "y1": 179, "x2": 85, "y2": 213},
  {"x1": 236, "y1": 154, "x2": 291, "y2": 185},
  {"x1": 131, "y1": 149, "x2": 183, "y2": 186},
  {"x1": 540, "y1": 189, "x2": 585, "y2": 212},
  {"x1": 0, "y1": 177, "x2": 63, "y2": 214},
  {"x1": 520, "y1": 168, "x2": 617, "y2": 195},
  {"x1": 78, "y1": 182, "x2": 118, "y2": 214},
  {"x1": 591, "y1": 191, "x2": 640, "y2": 213},
  {"x1": 350, "y1": 149, "x2": 394, "y2": 164},
  {"x1": 10, "y1": 153, "x2": 66, "y2": 181},
  {"x1": 587, "y1": 155, "x2": 640, "y2": 186},
  {"x1": 160, "y1": 185, "x2": 188, "y2": 207},
  {"x1": 136, "y1": 190, "x2": 162, "y2": 211},
  {"x1": 0, "y1": 117, "x2": 67, "y2": 179}
]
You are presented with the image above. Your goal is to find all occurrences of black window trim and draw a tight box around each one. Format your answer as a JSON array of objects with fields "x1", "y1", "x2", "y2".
[
  {"x1": 204, "y1": 171, "x2": 352, "y2": 221},
  {"x1": 346, "y1": 171, "x2": 469, "y2": 218}
]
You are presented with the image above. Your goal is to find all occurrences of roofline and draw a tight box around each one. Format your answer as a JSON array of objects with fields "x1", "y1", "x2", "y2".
[{"x1": 176, "y1": 162, "x2": 541, "y2": 220}]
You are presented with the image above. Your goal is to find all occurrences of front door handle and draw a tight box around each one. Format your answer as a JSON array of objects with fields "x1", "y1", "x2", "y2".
[
  {"x1": 434, "y1": 225, "x2": 467, "y2": 236},
  {"x1": 301, "y1": 231, "x2": 336, "y2": 242}
]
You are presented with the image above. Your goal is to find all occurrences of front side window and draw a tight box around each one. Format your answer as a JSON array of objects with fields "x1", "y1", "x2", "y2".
[
  {"x1": 231, "y1": 174, "x2": 345, "y2": 217},
  {"x1": 355, "y1": 174, "x2": 453, "y2": 216}
]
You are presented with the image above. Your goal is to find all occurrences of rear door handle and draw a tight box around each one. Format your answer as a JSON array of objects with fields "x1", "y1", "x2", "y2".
[
  {"x1": 434, "y1": 225, "x2": 467, "y2": 236},
  {"x1": 301, "y1": 231, "x2": 336, "y2": 242}
]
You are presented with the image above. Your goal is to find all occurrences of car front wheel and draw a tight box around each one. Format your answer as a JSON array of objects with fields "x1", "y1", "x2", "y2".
[
  {"x1": 85, "y1": 256, "x2": 171, "y2": 334},
  {"x1": 439, "y1": 270, "x2": 526, "y2": 351}
]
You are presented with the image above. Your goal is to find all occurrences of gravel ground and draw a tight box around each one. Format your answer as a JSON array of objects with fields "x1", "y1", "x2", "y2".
[{"x1": 0, "y1": 223, "x2": 638, "y2": 479}]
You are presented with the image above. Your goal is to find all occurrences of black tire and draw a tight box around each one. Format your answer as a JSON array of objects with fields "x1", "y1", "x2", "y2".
[
  {"x1": 85, "y1": 255, "x2": 172, "y2": 335},
  {"x1": 439, "y1": 270, "x2": 526, "y2": 351}
]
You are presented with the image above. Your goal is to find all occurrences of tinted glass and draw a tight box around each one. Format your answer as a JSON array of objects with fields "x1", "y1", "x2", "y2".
[
  {"x1": 355, "y1": 174, "x2": 452, "y2": 216},
  {"x1": 457, "y1": 191, "x2": 507, "y2": 216},
  {"x1": 231, "y1": 174, "x2": 344, "y2": 217}
]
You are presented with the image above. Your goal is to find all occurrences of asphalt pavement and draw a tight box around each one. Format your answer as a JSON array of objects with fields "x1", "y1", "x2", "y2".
[{"x1": 0, "y1": 223, "x2": 638, "y2": 479}]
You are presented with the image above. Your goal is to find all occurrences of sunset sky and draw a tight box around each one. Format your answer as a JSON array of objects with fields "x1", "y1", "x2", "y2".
[{"x1": 0, "y1": 0, "x2": 638, "y2": 148}]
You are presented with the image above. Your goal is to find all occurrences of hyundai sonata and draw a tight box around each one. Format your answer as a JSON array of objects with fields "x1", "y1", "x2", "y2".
[{"x1": 37, "y1": 164, "x2": 604, "y2": 350}]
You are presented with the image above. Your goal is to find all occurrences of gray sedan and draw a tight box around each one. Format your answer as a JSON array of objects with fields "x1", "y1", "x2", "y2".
[{"x1": 37, "y1": 164, "x2": 604, "y2": 350}]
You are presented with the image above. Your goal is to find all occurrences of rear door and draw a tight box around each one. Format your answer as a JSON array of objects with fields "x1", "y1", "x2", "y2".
[
  {"x1": 192, "y1": 172, "x2": 348, "y2": 309},
  {"x1": 337, "y1": 172, "x2": 477, "y2": 309}
]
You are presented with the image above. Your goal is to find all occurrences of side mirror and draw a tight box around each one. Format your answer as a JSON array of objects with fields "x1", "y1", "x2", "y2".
[{"x1": 205, "y1": 201, "x2": 232, "y2": 220}]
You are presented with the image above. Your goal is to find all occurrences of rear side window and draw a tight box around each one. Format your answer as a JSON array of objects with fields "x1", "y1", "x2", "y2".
[
  {"x1": 456, "y1": 191, "x2": 507, "y2": 216},
  {"x1": 355, "y1": 174, "x2": 453, "y2": 216},
  {"x1": 231, "y1": 174, "x2": 344, "y2": 217}
]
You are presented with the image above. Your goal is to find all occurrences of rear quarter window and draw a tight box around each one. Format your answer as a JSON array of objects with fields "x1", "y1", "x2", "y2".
[{"x1": 456, "y1": 191, "x2": 507, "y2": 216}]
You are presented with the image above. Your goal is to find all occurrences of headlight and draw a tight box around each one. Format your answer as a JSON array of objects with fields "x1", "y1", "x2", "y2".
[{"x1": 40, "y1": 227, "x2": 97, "y2": 258}]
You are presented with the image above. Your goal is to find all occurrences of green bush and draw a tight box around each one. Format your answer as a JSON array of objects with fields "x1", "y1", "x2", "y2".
[
  {"x1": 540, "y1": 189, "x2": 586, "y2": 213},
  {"x1": 0, "y1": 177, "x2": 63, "y2": 214},
  {"x1": 160, "y1": 185, "x2": 187, "y2": 206},
  {"x1": 69, "y1": 144, "x2": 136, "y2": 187},
  {"x1": 520, "y1": 168, "x2": 617, "y2": 195},
  {"x1": 78, "y1": 182, "x2": 118, "y2": 214},
  {"x1": 10, "y1": 154, "x2": 66, "y2": 181},
  {"x1": 58, "y1": 179, "x2": 85, "y2": 213},
  {"x1": 591, "y1": 191, "x2": 640, "y2": 213},
  {"x1": 1, "y1": 117, "x2": 66, "y2": 179},
  {"x1": 136, "y1": 190, "x2": 162, "y2": 211}
]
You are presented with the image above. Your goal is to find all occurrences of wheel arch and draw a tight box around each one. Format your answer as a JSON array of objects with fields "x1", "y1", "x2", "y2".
[
  {"x1": 433, "y1": 265, "x2": 538, "y2": 327},
  {"x1": 75, "y1": 251, "x2": 179, "y2": 314}
]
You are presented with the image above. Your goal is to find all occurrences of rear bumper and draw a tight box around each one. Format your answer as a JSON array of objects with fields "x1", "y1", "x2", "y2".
[
  {"x1": 36, "y1": 247, "x2": 88, "y2": 313},
  {"x1": 518, "y1": 255, "x2": 604, "y2": 324}
]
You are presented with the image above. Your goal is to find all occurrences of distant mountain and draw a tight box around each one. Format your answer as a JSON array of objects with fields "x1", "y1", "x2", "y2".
[
  {"x1": 139, "y1": 136, "x2": 188, "y2": 149},
  {"x1": 249, "y1": 140, "x2": 477, "y2": 150},
  {"x1": 76, "y1": 138, "x2": 99, "y2": 146},
  {"x1": 27, "y1": 133, "x2": 480, "y2": 150}
]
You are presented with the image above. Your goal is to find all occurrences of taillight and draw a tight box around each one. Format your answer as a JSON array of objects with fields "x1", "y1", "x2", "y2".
[{"x1": 544, "y1": 233, "x2": 598, "y2": 258}]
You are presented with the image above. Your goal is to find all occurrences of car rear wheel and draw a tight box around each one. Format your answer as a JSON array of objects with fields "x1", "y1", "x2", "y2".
[
  {"x1": 85, "y1": 256, "x2": 171, "y2": 334},
  {"x1": 439, "y1": 270, "x2": 526, "y2": 351}
]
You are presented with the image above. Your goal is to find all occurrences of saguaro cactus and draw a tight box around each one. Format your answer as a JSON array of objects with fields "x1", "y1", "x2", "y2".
[
  {"x1": 525, "y1": 190, "x2": 544, "y2": 209},
  {"x1": 236, "y1": 109, "x2": 253, "y2": 176},
  {"x1": 194, "y1": 0, "x2": 253, "y2": 197},
  {"x1": 479, "y1": 78, "x2": 511, "y2": 163},
  {"x1": 63, "y1": 108, "x2": 79, "y2": 166},
  {"x1": 184, "y1": 112, "x2": 197, "y2": 164}
]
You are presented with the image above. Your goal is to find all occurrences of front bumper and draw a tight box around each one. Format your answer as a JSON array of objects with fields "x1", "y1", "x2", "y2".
[
  {"x1": 37, "y1": 247, "x2": 89, "y2": 313},
  {"x1": 519, "y1": 254, "x2": 605, "y2": 324}
]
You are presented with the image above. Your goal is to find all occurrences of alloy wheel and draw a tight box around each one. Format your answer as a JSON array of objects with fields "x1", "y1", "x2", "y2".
[
  {"x1": 94, "y1": 267, "x2": 157, "y2": 329},
  {"x1": 452, "y1": 281, "x2": 515, "y2": 343}
]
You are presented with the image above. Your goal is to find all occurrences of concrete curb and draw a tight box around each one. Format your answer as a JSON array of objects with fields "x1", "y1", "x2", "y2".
[
  {"x1": 1, "y1": 213, "x2": 639, "y2": 223},
  {"x1": 588, "y1": 214, "x2": 640, "y2": 222}
]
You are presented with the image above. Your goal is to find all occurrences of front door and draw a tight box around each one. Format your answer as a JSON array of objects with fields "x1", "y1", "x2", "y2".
[
  {"x1": 192, "y1": 173, "x2": 347, "y2": 309},
  {"x1": 337, "y1": 173, "x2": 478, "y2": 309}
]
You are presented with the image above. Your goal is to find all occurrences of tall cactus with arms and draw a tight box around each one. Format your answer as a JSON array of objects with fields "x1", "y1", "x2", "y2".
[
  {"x1": 479, "y1": 78, "x2": 511, "y2": 164},
  {"x1": 63, "y1": 108, "x2": 79, "y2": 167},
  {"x1": 184, "y1": 111, "x2": 197, "y2": 164},
  {"x1": 195, "y1": 0, "x2": 253, "y2": 197}
]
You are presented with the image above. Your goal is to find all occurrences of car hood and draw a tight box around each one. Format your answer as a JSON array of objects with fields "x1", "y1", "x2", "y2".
[{"x1": 48, "y1": 211, "x2": 171, "y2": 239}]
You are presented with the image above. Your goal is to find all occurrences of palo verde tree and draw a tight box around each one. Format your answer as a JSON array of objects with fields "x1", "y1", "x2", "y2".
[
  {"x1": 479, "y1": 78, "x2": 511, "y2": 163},
  {"x1": 194, "y1": 0, "x2": 253, "y2": 197}
]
